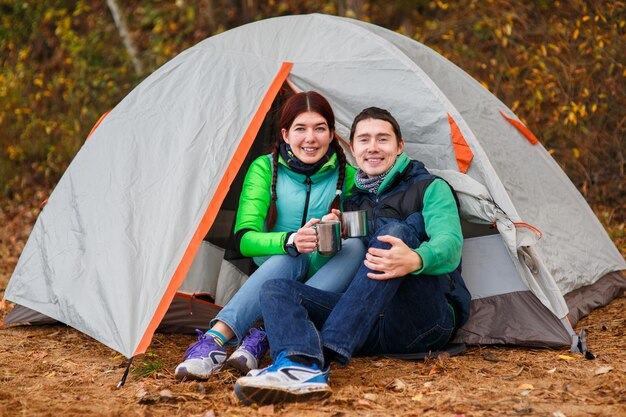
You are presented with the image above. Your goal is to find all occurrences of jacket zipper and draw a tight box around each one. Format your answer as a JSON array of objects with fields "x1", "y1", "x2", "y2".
[{"x1": 300, "y1": 176, "x2": 312, "y2": 227}]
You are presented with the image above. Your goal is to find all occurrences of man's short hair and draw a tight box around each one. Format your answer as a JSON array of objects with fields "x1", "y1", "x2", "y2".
[{"x1": 349, "y1": 107, "x2": 403, "y2": 144}]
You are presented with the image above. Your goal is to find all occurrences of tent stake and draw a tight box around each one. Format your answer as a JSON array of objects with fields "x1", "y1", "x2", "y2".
[{"x1": 117, "y1": 356, "x2": 134, "y2": 388}]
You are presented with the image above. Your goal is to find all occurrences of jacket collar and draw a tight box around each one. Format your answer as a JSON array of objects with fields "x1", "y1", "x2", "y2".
[
  {"x1": 277, "y1": 153, "x2": 339, "y2": 181},
  {"x1": 354, "y1": 152, "x2": 411, "y2": 195}
]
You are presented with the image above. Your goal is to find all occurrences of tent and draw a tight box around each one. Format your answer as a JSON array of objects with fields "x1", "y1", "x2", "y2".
[{"x1": 3, "y1": 14, "x2": 624, "y2": 361}]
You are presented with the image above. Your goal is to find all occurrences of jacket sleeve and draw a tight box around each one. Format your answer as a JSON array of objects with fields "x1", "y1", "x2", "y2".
[
  {"x1": 412, "y1": 179, "x2": 463, "y2": 275},
  {"x1": 234, "y1": 156, "x2": 288, "y2": 257}
]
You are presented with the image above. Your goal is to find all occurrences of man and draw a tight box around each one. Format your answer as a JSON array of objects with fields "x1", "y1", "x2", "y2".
[{"x1": 234, "y1": 107, "x2": 471, "y2": 405}]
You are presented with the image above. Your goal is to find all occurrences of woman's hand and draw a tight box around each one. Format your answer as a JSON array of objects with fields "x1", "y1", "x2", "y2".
[
  {"x1": 293, "y1": 218, "x2": 320, "y2": 254},
  {"x1": 364, "y1": 235, "x2": 423, "y2": 280},
  {"x1": 321, "y1": 209, "x2": 341, "y2": 222}
]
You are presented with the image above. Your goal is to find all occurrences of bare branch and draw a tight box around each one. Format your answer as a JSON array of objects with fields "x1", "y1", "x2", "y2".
[{"x1": 106, "y1": 0, "x2": 144, "y2": 75}]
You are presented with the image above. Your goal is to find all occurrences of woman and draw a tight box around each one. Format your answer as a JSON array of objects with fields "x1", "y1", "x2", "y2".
[{"x1": 175, "y1": 91, "x2": 365, "y2": 381}]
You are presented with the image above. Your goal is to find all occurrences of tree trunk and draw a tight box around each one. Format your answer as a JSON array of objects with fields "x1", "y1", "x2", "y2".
[
  {"x1": 106, "y1": 0, "x2": 144, "y2": 75},
  {"x1": 204, "y1": 0, "x2": 217, "y2": 33},
  {"x1": 346, "y1": 0, "x2": 364, "y2": 18}
]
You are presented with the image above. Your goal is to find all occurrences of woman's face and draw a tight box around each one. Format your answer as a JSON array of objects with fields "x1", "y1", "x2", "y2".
[
  {"x1": 282, "y1": 111, "x2": 333, "y2": 164},
  {"x1": 350, "y1": 118, "x2": 404, "y2": 177}
]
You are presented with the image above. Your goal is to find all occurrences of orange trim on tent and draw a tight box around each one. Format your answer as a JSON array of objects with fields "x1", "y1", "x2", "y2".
[
  {"x1": 513, "y1": 222, "x2": 543, "y2": 238},
  {"x1": 564, "y1": 315, "x2": 573, "y2": 327},
  {"x1": 447, "y1": 114, "x2": 473, "y2": 173},
  {"x1": 335, "y1": 132, "x2": 349, "y2": 148},
  {"x1": 86, "y1": 111, "x2": 110, "y2": 141},
  {"x1": 285, "y1": 78, "x2": 299, "y2": 94},
  {"x1": 133, "y1": 62, "x2": 294, "y2": 356},
  {"x1": 500, "y1": 111, "x2": 539, "y2": 145}
]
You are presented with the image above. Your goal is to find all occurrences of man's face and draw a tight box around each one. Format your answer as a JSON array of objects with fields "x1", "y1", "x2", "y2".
[{"x1": 350, "y1": 118, "x2": 404, "y2": 177}]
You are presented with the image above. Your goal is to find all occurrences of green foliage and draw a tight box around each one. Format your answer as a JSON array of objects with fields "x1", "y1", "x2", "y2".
[
  {"x1": 0, "y1": 0, "x2": 138, "y2": 197},
  {"x1": 1, "y1": 0, "x2": 624, "y2": 209},
  {"x1": 132, "y1": 353, "x2": 164, "y2": 379},
  {"x1": 379, "y1": 0, "x2": 625, "y2": 207}
]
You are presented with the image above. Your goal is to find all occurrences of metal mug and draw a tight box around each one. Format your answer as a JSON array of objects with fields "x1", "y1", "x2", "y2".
[
  {"x1": 315, "y1": 220, "x2": 342, "y2": 256},
  {"x1": 341, "y1": 210, "x2": 367, "y2": 237}
]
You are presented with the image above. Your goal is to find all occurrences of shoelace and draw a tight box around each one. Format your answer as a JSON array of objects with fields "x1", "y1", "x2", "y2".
[
  {"x1": 241, "y1": 327, "x2": 268, "y2": 358},
  {"x1": 260, "y1": 351, "x2": 290, "y2": 374},
  {"x1": 183, "y1": 329, "x2": 220, "y2": 360}
]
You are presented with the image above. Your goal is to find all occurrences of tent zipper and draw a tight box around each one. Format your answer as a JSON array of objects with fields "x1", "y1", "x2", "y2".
[{"x1": 300, "y1": 176, "x2": 312, "y2": 227}]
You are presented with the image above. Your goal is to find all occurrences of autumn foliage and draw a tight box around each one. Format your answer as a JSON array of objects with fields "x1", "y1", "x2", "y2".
[{"x1": 1, "y1": 0, "x2": 624, "y2": 217}]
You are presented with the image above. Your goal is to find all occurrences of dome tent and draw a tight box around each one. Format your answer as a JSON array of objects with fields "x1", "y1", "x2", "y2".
[{"x1": 4, "y1": 14, "x2": 624, "y2": 361}]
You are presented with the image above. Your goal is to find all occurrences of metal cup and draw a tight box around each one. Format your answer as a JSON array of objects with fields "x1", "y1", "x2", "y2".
[
  {"x1": 315, "y1": 221, "x2": 342, "y2": 256},
  {"x1": 341, "y1": 210, "x2": 367, "y2": 237}
]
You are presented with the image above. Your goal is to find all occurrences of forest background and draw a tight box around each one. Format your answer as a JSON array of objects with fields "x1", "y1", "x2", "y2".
[{"x1": 1, "y1": 0, "x2": 624, "y2": 242}]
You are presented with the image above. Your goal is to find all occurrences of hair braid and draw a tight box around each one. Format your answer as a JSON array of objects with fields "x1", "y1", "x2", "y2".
[
  {"x1": 266, "y1": 145, "x2": 280, "y2": 230},
  {"x1": 329, "y1": 138, "x2": 347, "y2": 212}
]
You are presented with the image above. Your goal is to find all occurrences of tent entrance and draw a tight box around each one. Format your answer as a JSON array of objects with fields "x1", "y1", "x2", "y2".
[{"x1": 177, "y1": 83, "x2": 295, "y2": 309}]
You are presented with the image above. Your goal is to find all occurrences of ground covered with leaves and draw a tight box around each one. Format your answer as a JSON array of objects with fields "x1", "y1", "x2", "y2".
[{"x1": 1, "y1": 187, "x2": 624, "y2": 417}]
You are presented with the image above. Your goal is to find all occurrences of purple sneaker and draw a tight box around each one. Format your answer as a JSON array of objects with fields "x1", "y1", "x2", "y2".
[
  {"x1": 174, "y1": 329, "x2": 227, "y2": 381},
  {"x1": 225, "y1": 327, "x2": 269, "y2": 375}
]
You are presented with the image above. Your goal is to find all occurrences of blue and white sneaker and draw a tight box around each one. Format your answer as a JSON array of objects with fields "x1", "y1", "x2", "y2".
[
  {"x1": 174, "y1": 329, "x2": 227, "y2": 381},
  {"x1": 234, "y1": 352, "x2": 331, "y2": 405},
  {"x1": 225, "y1": 327, "x2": 269, "y2": 375}
]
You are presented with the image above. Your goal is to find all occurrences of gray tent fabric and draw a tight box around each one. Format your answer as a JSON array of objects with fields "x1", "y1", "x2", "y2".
[
  {"x1": 3, "y1": 14, "x2": 625, "y2": 357},
  {"x1": 3, "y1": 293, "x2": 223, "y2": 335},
  {"x1": 564, "y1": 272, "x2": 626, "y2": 325}
]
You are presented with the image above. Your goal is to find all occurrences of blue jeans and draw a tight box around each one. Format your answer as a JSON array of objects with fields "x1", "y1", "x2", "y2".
[
  {"x1": 260, "y1": 223, "x2": 456, "y2": 365},
  {"x1": 211, "y1": 238, "x2": 366, "y2": 344}
]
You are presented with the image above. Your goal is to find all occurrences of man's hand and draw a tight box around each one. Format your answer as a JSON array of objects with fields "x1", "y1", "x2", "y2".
[
  {"x1": 321, "y1": 209, "x2": 341, "y2": 222},
  {"x1": 364, "y1": 235, "x2": 423, "y2": 280},
  {"x1": 294, "y1": 218, "x2": 320, "y2": 253}
]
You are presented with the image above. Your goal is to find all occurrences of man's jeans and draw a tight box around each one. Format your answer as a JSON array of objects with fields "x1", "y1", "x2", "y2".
[
  {"x1": 211, "y1": 238, "x2": 366, "y2": 344},
  {"x1": 260, "y1": 222, "x2": 456, "y2": 365}
]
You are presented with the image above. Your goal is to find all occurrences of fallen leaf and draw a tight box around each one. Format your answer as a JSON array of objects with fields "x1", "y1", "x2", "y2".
[
  {"x1": 136, "y1": 389, "x2": 157, "y2": 404},
  {"x1": 159, "y1": 389, "x2": 174, "y2": 402},
  {"x1": 258, "y1": 404, "x2": 274, "y2": 415},
  {"x1": 412, "y1": 394, "x2": 424, "y2": 402},
  {"x1": 594, "y1": 366, "x2": 613, "y2": 375},
  {"x1": 518, "y1": 383, "x2": 534, "y2": 390},
  {"x1": 546, "y1": 368, "x2": 556, "y2": 374},
  {"x1": 356, "y1": 399, "x2": 372, "y2": 407},
  {"x1": 45, "y1": 371, "x2": 56, "y2": 378},
  {"x1": 558, "y1": 354, "x2": 575, "y2": 361},
  {"x1": 389, "y1": 378, "x2": 407, "y2": 392},
  {"x1": 363, "y1": 393, "x2": 378, "y2": 402}
]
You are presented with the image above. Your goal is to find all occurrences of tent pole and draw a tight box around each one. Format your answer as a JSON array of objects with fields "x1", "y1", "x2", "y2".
[{"x1": 117, "y1": 356, "x2": 134, "y2": 388}]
